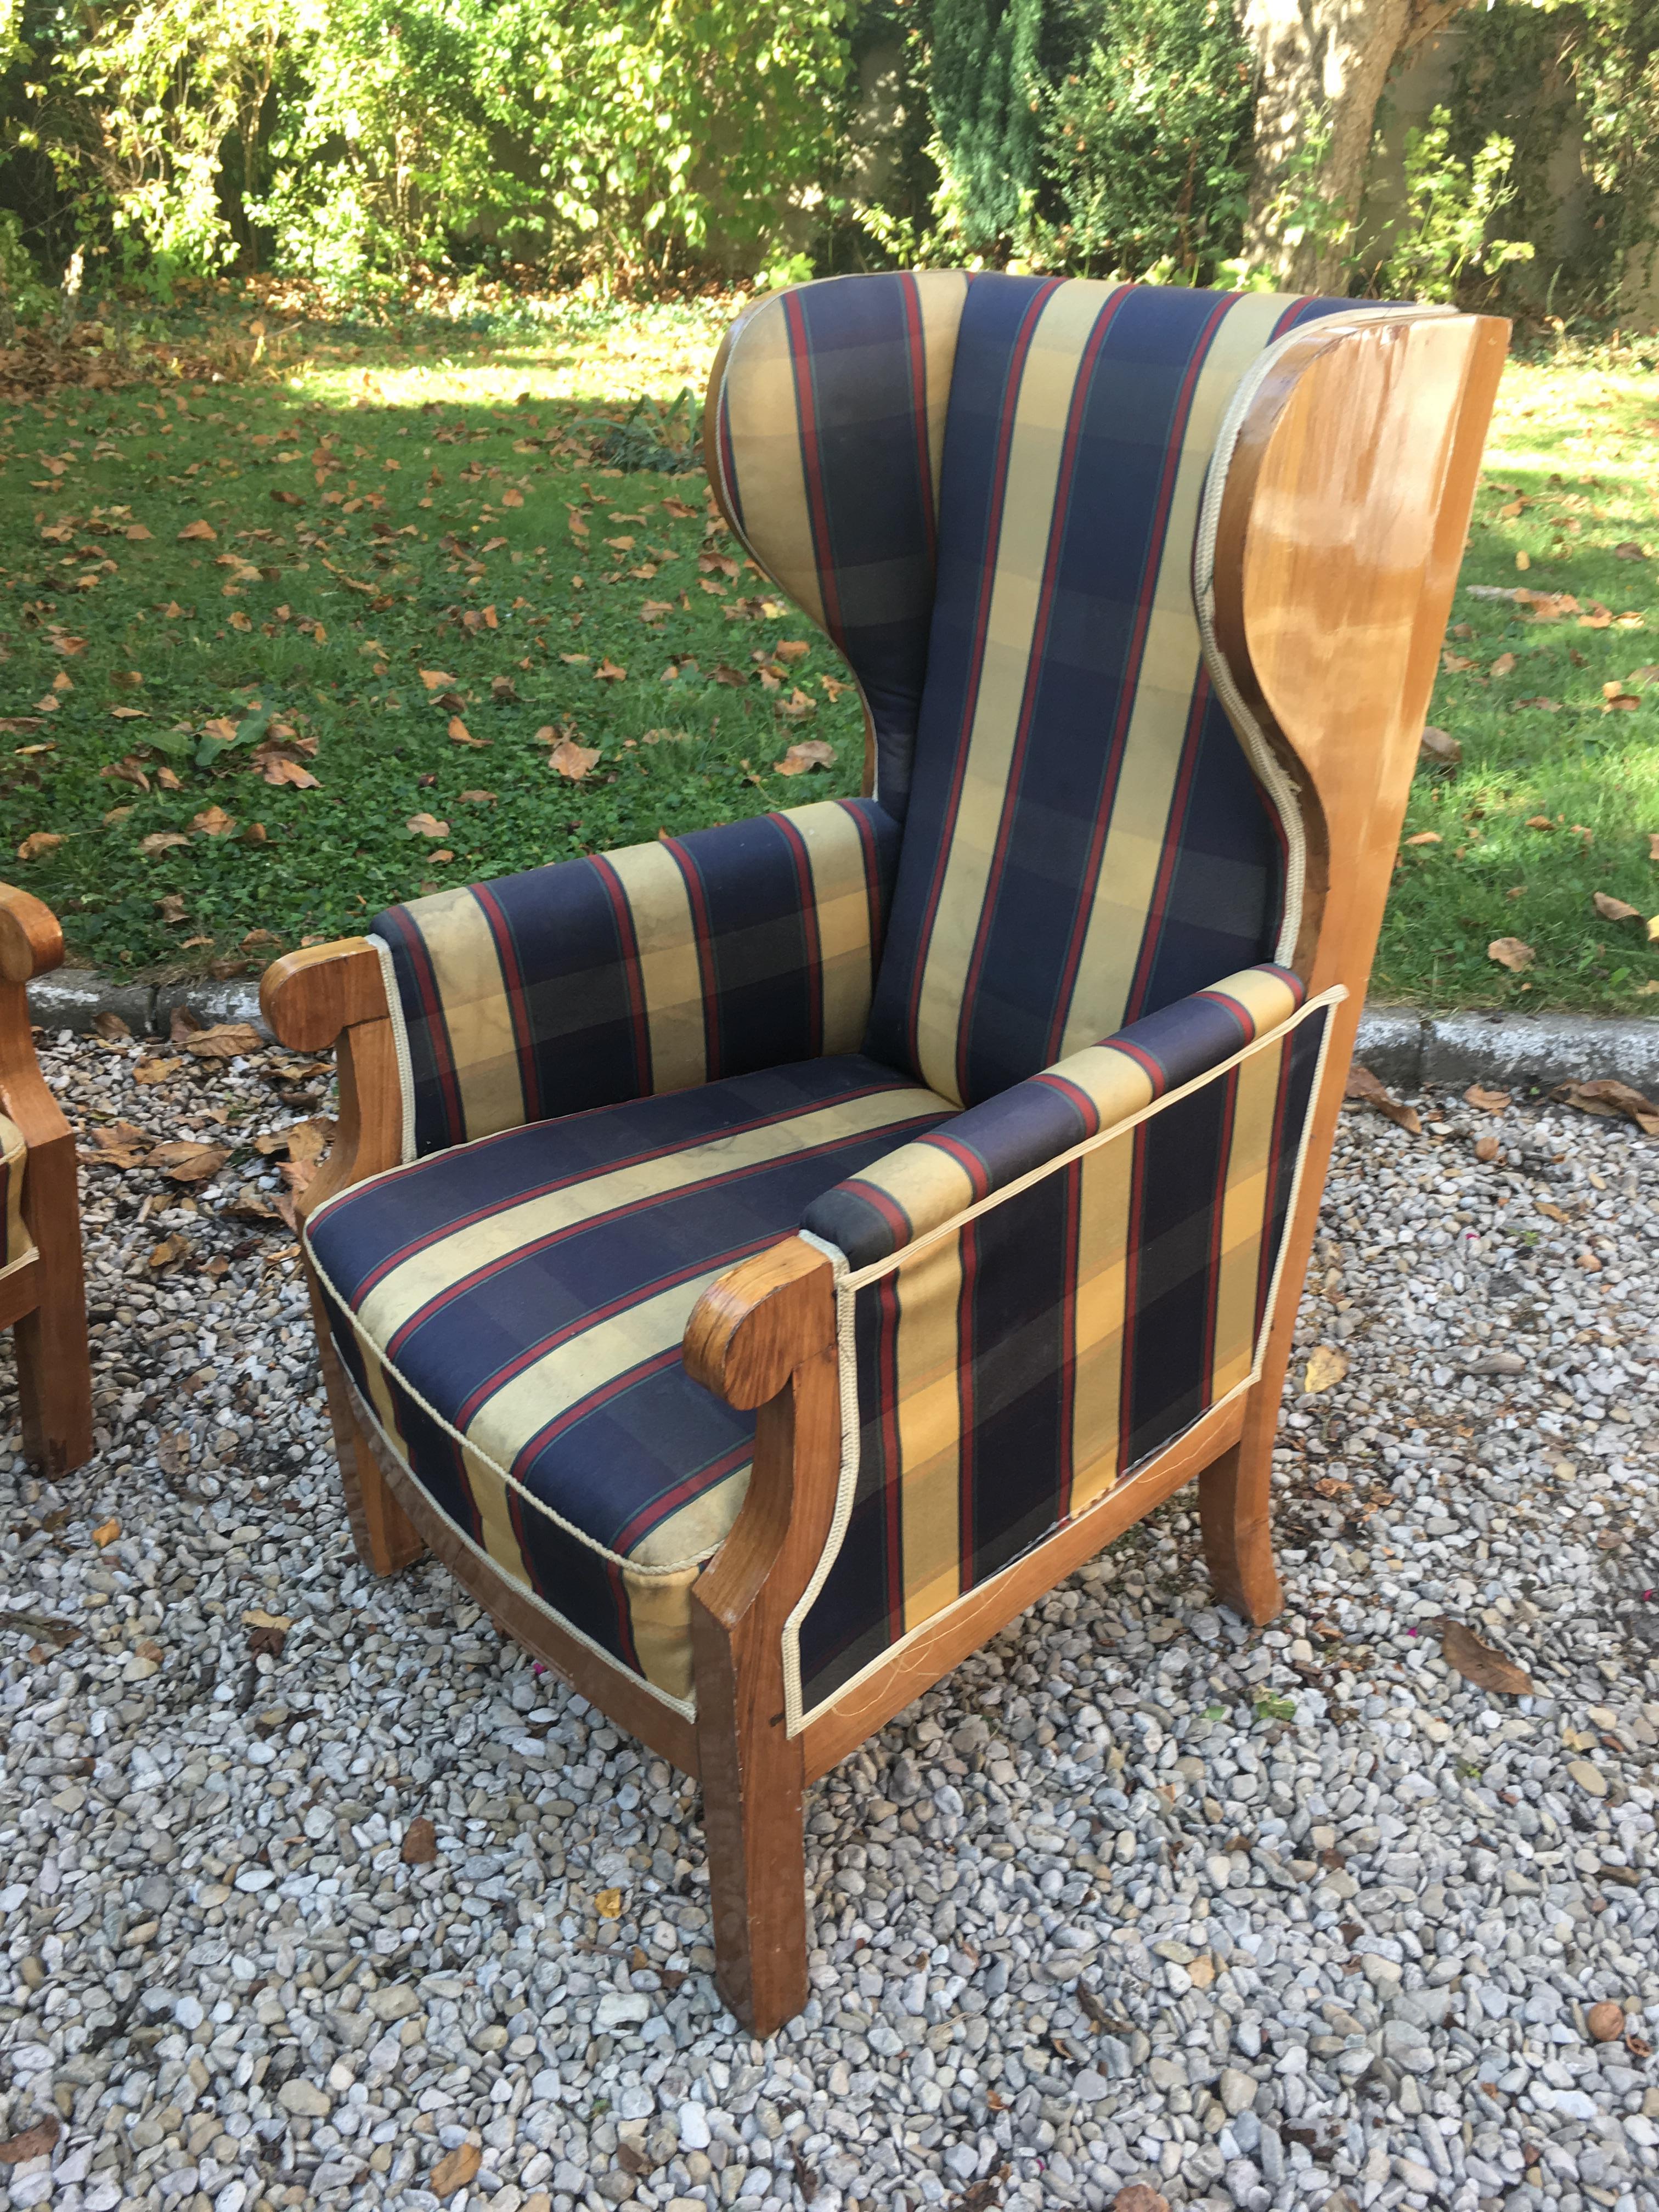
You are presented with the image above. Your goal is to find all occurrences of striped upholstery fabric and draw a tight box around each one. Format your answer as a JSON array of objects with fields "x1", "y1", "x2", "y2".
[
  {"x1": 805, "y1": 964, "x2": 1304, "y2": 1268},
  {"x1": 306, "y1": 1056, "x2": 953, "y2": 1708},
  {"x1": 373, "y1": 798, "x2": 900, "y2": 1158},
  {"x1": 797, "y1": 992, "x2": 1334, "y2": 1718},
  {"x1": 0, "y1": 1114, "x2": 28, "y2": 1274},
  {"x1": 712, "y1": 272, "x2": 970, "y2": 822},
  {"x1": 859, "y1": 277, "x2": 1359, "y2": 1107}
]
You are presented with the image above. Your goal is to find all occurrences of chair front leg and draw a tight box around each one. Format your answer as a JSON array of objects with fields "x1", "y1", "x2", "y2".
[
  {"x1": 685, "y1": 1240, "x2": 840, "y2": 2037},
  {"x1": 13, "y1": 1125, "x2": 93, "y2": 1477}
]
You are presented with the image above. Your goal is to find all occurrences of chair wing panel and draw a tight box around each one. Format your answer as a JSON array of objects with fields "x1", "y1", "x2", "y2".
[
  {"x1": 0, "y1": 1112, "x2": 30, "y2": 1274},
  {"x1": 709, "y1": 271, "x2": 970, "y2": 821},
  {"x1": 791, "y1": 975, "x2": 1338, "y2": 1725},
  {"x1": 371, "y1": 797, "x2": 900, "y2": 1156}
]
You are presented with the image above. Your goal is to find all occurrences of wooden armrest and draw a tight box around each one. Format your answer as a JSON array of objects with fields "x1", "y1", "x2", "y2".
[
  {"x1": 260, "y1": 938, "x2": 388, "y2": 1051},
  {"x1": 685, "y1": 1239, "x2": 834, "y2": 1409},
  {"x1": 0, "y1": 885, "x2": 65, "y2": 985}
]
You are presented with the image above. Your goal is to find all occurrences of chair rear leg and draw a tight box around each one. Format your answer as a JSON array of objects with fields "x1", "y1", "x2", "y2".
[
  {"x1": 1199, "y1": 1421, "x2": 1283, "y2": 1626},
  {"x1": 15, "y1": 1137, "x2": 93, "y2": 1476},
  {"x1": 309, "y1": 1276, "x2": 424, "y2": 1576}
]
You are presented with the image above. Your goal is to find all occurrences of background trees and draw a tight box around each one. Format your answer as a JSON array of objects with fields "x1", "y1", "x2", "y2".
[{"x1": 1, "y1": 0, "x2": 1657, "y2": 313}]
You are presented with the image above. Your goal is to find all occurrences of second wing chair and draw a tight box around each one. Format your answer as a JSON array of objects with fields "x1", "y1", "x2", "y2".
[{"x1": 263, "y1": 273, "x2": 1504, "y2": 2033}]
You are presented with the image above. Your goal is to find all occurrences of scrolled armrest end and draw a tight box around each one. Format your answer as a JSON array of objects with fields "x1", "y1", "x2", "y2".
[
  {"x1": 260, "y1": 938, "x2": 388, "y2": 1052},
  {"x1": 685, "y1": 1239, "x2": 834, "y2": 1409}
]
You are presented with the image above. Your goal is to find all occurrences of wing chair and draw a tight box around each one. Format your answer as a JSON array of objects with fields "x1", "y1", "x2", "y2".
[
  {"x1": 262, "y1": 274, "x2": 1504, "y2": 2034},
  {"x1": 1, "y1": 885, "x2": 93, "y2": 1475}
]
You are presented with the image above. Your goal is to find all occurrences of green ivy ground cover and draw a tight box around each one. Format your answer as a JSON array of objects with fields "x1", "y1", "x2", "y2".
[{"x1": 2, "y1": 304, "x2": 1656, "y2": 1010}]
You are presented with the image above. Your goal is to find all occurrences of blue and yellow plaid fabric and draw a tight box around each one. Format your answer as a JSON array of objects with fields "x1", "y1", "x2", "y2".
[
  {"x1": 0, "y1": 1114, "x2": 28, "y2": 1274},
  {"x1": 305, "y1": 1057, "x2": 952, "y2": 1709},
  {"x1": 797, "y1": 989, "x2": 1334, "y2": 1719},
  {"x1": 372, "y1": 797, "x2": 900, "y2": 1157}
]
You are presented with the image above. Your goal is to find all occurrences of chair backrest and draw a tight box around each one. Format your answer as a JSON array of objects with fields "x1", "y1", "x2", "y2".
[{"x1": 711, "y1": 272, "x2": 1381, "y2": 1107}]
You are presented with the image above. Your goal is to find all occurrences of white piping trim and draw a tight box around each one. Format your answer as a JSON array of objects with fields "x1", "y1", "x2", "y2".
[
  {"x1": 1193, "y1": 304, "x2": 1455, "y2": 966},
  {"x1": 367, "y1": 930, "x2": 417, "y2": 1166},
  {"x1": 343, "y1": 1372, "x2": 697, "y2": 1724},
  {"x1": 792, "y1": 982, "x2": 1346, "y2": 1734}
]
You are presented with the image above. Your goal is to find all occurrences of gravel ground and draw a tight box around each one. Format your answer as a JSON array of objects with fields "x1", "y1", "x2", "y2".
[{"x1": 2, "y1": 1026, "x2": 1657, "y2": 2212}]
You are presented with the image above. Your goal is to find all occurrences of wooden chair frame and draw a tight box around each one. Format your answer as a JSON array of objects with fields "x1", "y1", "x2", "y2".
[
  {"x1": 262, "y1": 307, "x2": 1506, "y2": 2036},
  {"x1": 1, "y1": 885, "x2": 94, "y2": 1476}
]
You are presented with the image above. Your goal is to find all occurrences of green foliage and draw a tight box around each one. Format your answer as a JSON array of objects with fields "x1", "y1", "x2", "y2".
[
  {"x1": 927, "y1": 0, "x2": 1045, "y2": 260},
  {"x1": 568, "y1": 387, "x2": 703, "y2": 473},
  {"x1": 0, "y1": 209, "x2": 53, "y2": 323},
  {"x1": 1369, "y1": 107, "x2": 1534, "y2": 304},
  {"x1": 1043, "y1": 0, "x2": 1252, "y2": 283}
]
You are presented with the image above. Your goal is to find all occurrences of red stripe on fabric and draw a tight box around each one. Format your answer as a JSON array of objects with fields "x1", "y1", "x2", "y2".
[
  {"x1": 1056, "y1": 1158, "x2": 1084, "y2": 1522},
  {"x1": 901, "y1": 274, "x2": 938, "y2": 562},
  {"x1": 955, "y1": 1215, "x2": 980, "y2": 1590},
  {"x1": 1263, "y1": 962, "x2": 1306, "y2": 1007},
  {"x1": 923, "y1": 1128, "x2": 994, "y2": 1203},
  {"x1": 661, "y1": 833, "x2": 722, "y2": 1080},
  {"x1": 353, "y1": 1079, "x2": 919, "y2": 1307},
  {"x1": 1121, "y1": 669, "x2": 1214, "y2": 1024},
  {"x1": 1116, "y1": 1121, "x2": 1151, "y2": 1475},
  {"x1": 472, "y1": 877, "x2": 541, "y2": 1127},
  {"x1": 1047, "y1": 289, "x2": 1238, "y2": 1061},
  {"x1": 1271, "y1": 296, "x2": 1315, "y2": 340},
  {"x1": 1200, "y1": 1065, "x2": 1240, "y2": 1387},
  {"x1": 837, "y1": 1176, "x2": 913, "y2": 1247},
  {"x1": 1254, "y1": 1039, "x2": 1297, "y2": 1336},
  {"x1": 839, "y1": 799, "x2": 885, "y2": 973},
  {"x1": 770, "y1": 809, "x2": 823, "y2": 1052},
  {"x1": 900, "y1": 278, "x2": 1066, "y2": 1072},
  {"x1": 611, "y1": 1436, "x2": 755, "y2": 1559},
  {"x1": 783, "y1": 288, "x2": 846, "y2": 646},
  {"x1": 392, "y1": 906, "x2": 465, "y2": 1147},
  {"x1": 589, "y1": 853, "x2": 653, "y2": 1096},
  {"x1": 1110, "y1": 1037, "x2": 1169, "y2": 1093},
  {"x1": 955, "y1": 286, "x2": 1130, "y2": 1099},
  {"x1": 1030, "y1": 1069, "x2": 1104, "y2": 1136},
  {"x1": 1188, "y1": 988, "x2": 1257, "y2": 1046}
]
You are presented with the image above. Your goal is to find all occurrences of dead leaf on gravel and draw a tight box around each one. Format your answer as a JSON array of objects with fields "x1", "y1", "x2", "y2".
[
  {"x1": 1592, "y1": 891, "x2": 1641, "y2": 922},
  {"x1": 83, "y1": 1120, "x2": 151, "y2": 1167},
  {"x1": 1344, "y1": 1063, "x2": 1423, "y2": 1135},
  {"x1": 1552, "y1": 1080, "x2": 1659, "y2": 1137},
  {"x1": 148, "y1": 1235, "x2": 190, "y2": 1269},
  {"x1": 92, "y1": 1010, "x2": 132, "y2": 1042},
  {"x1": 402, "y1": 1816, "x2": 438, "y2": 1865},
  {"x1": 1436, "y1": 1618, "x2": 1534, "y2": 1698},
  {"x1": 548, "y1": 738, "x2": 600, "y2": 780},
  {"x1": 0, "y1": 2114, "x2": 60, "y2": 2165},
  {"x1": 149, "y1": 1141, "x2": 230, "y2": 1182},
  {"x1": 1474, "y1": 1133, "x2": 1501, "y2": 1161},
  {"x1": 1463, "y1": 1083, "x2": 1510, "y2": 1113},
  {"x1": 595, "y1": 1887, "x2": 624, "y2": 1918},
  {"x1": 1304, "y1": 1345, "x2": 1348, "y2": 1393},
  {"x1": 432, "y1": 2142, "x2": 481, "y2": 2198},
  {"x1": 92, "y1": 1518, "x2": 120, "y2": 1547},
  {"x1": 1487, "y1": 935, "x2": 1535, "y2": 972},
  {"x1": 185, "y1": 1023, "x2": 263, "y2": 1059},
  {"x1": 246, "y1": 1617, "x2": 288, "y2": 1658}
]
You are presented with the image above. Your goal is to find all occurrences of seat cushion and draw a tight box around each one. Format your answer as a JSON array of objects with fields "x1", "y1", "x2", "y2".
[
  {"x1": 0, "y1": 1114, "x2": 29, "y2": 1275},
  {"x1": 305, "y1": 1056, "x2": 952, "y2": 1710}
]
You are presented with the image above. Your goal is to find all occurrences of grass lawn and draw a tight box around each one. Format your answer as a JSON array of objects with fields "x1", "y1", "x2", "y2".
[{"x1": 2, "y1": 296, "x2": 1656, "y2": 1012}]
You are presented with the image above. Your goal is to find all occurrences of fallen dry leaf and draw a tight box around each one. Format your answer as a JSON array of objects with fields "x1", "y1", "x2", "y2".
[
  {"x1": 1344, "y1": 1063, "x2": 1423, "y2": 1135},
  {"x1": 92, "y1": 1518, "x2": 120, "y2": 1547},
  {"x1": 1488, "y1": 652, "x2": 1516, "y2": 678},
  {"x1": 774, "y1": 740, "x2": 837, "y2": 776},
  {"x1": 447, "y1": 716, "x2": 489, "y2": 748},
  {"x1": 1552, "y1": 1079, "x2": 1659, "y2": 1137},
  {"x1": 418, "y1": 669, "x2": 456, "y2": 691},
  {"x1": 16, "y1": 831, "x2": 63, "y2": 860},
  {"x1": 1464, "y1": 1083, "x2": 1511, "y2": 1113},
  {"x1": 133, "y1": 1057, "x2": 183, "y2": 1085},
  {"x1": 92, "y1": 1010, "x2": 131, "y2": 1042},
  {"x1": 185, "y1": 1023, "x2": 263, "y2": 1059},
  {"x1": 594, "y1": 657, "x2": 627, "y2": 681},
  {"x1": 595, "y1": 1887, "x2": 624, "y2": 1918},
  {"x1": 148, "y1": 1141, "x2": 231, "y2": 1183},
  {"x1": 1304, "y1": 1345, "x2": 1348, "y2": 1394},
  {"x1": 1487, "y1": 935, "x2": 1535, "y2": 972},
  {"x1": 402, "y1": 1815, "x2": 438, "y2": 1865},
  {"x1": 191, "y1": 805, "x2": 238, "y2": 838},
  {"x1": 548, "y1": 738, "x2": 601, "y2": 781},
  {"x1": 177, "y1": 519, "x2": 217, "y2": 541},
  {"x1": 1418, "y1": 727, "x2": 1461, "y2": 770},
  {"x1": 0, "y1": 2114, "x2": 60, "y2": 2165},
  {"x1": 124, "y1": 524, "x2": 152, "y2": 543},
  {"x1": 432, "y1": 2143, "x2": 482, "y2": 2199},
  {"x1": 1403, "y1": 831, "x2": 1441, "y2": 848},
  {"x1": 138, "y1": 831, "x2": 190, "y2": 856},
  {"x1": 407, "y1": 812, "x2": 450, "y2": 838},
  {"x1": 1437, "y1": 1618, "x2": 1533, "y2": 1698},
  {"x1": 1474, "y1": 1133, "x2": 1501, "y2": 1161},
  {"x1": 1592, "y1": 890, "x2": 1641, "y2": 922}
]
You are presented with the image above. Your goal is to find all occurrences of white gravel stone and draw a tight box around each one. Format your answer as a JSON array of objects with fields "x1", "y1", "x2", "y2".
[{"x1": 3, "y1": 1041, "x2": 1658, "y2": 2212}]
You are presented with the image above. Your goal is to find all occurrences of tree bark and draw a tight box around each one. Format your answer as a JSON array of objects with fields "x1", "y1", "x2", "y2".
[{"x1": 1240, "y1": 0, "x2": 1476, "y2": 294}]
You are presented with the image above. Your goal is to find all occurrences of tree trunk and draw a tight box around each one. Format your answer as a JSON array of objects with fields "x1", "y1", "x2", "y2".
[{"x1": 1240, "y1": 0, "x2": 1475, "y2": 294}]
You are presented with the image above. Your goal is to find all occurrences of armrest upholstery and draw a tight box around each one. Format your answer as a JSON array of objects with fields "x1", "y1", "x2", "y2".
[
  {"x1": 803, "y1": 963, "x2": 1305, "y2": 1267},
  {"x1": 373, "y1": 797, "x2": 899, "y2": 1155}
]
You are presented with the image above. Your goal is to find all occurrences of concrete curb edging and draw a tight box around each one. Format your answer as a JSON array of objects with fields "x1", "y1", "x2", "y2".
[{"x1": 24, "y1": 968, "x2": 1659, "y2": 1096}]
